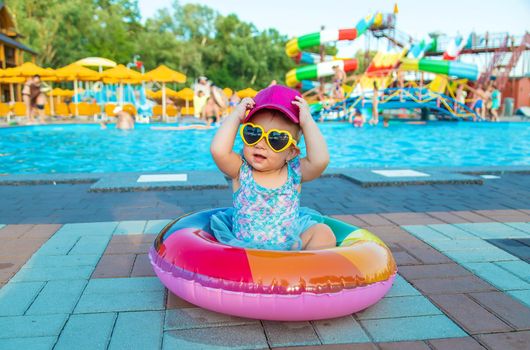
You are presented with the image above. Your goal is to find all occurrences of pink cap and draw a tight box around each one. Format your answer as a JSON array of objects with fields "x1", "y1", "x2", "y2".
[{"x1": 244, "y1": 85, "x2": 301, "y2": 124}]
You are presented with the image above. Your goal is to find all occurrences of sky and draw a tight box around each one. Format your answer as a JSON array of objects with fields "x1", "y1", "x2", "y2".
[
  {"x1": 138, "y1": 0, "x2": 530, "y2": 40},
  {"x1": 137, "y1": 0, "x2": 530, "y2": 72}
]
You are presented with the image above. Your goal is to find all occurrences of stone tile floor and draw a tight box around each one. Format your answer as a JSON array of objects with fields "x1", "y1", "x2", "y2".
[{"x1": 1, "y1": 175, "x2": 530, "y2": 349}]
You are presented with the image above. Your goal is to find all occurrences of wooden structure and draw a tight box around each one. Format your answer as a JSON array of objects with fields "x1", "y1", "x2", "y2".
[{"x1": 0, "y1": 2, "x2": 38, "y2": 101}]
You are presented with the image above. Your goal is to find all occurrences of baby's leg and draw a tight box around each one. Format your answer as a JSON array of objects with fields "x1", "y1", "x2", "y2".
[{"x1": 300, "y1": 223, "x2": 336, "y2": 250}]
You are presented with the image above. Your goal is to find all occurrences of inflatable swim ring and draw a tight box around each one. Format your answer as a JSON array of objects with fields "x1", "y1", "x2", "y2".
[{"x1": 149, "y1": 208, "x2": 397, "y2": 321}]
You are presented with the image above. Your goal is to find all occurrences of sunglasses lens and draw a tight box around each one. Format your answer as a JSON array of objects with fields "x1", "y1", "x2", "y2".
[
  {"x1": 242, "y1": 124, "x2": 262, "y2": 145},
  {"x1": 268, "y1": 131, "x2": 290, "y2": 151}
]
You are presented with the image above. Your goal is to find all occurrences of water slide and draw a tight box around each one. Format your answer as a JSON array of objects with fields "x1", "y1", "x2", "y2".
[
  {"x1": 285, "y1": 14, "x2": 377, "y2": 87},
  {"x1": 399, "y1": 58, "x2": 479, "y2": 81},
  {"x1": 443, "y1": 35, "x2": 467, "y2": 60}
]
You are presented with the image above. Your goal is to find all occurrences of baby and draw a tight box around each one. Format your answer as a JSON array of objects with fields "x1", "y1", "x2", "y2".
[{"x1": 210, "y1": 85, "x2": 336, "y2": 251}]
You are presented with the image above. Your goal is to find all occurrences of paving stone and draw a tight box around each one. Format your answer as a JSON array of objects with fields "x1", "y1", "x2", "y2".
[
  {"x1": 0, "y1": 238, "x2": 46, "y2": 258},
  {"x1": 272, "y1": 345, "x2": 378, "y2": 350},
  {"x1": 57, "y1": 221, "x2": 119, "y2": 236},
  {"x1": 162, "y1": 324, "x2": 268, "y2": 350},
  {"x1": 385, "y1": 274, "x2": 421, "y2": 297},
  {"x1": 110, "y1": 234, "x2": 157, "y2": 244},
  {"x1": 164, "y1": 308, "x2": 257, "y2": 330},
  {"x1": 55, "y1": 313, "x2": 116, "y2": 350},
  {"x1": 357, "y1": 295, "x2": 441, "y2": 320},
  {"x1": 402, "y1": 225, "x2": 452, "y2": 241},
  {"x1": 469, "y1": 291, "x2": 530, "y2": 330},
  {"x1": 75, "y1": 290, "x2": 164, "y2": 313},
  {"x1": 312, "y1": 316, "x2": 370, "y2": 344},
  {"x1": 377, "y1": 341, "x2": 431, "y2": 350},
  {"x1": 427, "y1": 337, "x2": 486, "y2": 350},
  {"x1": 25, "y1": 254, "x2": 100, "y2": 268},
  {"x1": 398, "y1": 263, "x2": 472, "y2": 280},
  {"x1": 506, "y1": 290, "x2": 530, "y2": 308},
  {"x1": 10, "y1": 266, "x2": 93, "y2": 282},
  {"x1": 426, "y1": 212, "x2": 471, "y2": 224},
  {"x1": 487, "y1": 239, "x2": 530, "y2": 261},
  {"x1": 354, "y1": 214, "x2": 394, "y2": 226},
  {"x1": 144, "y1": 220, "x2": 173, "y2": 234},
  {"x1": 166, "y1": 291, "x2": 196, "y2": 309},
  {"x1": 113, "y1": 220, "x2": 148, "y2": 235},
  {"x1": 404, "y1": 247, "x2": 454, "y2": 265},
  {"x1": 427, "y1": 239, "x2": 497, "y2": 252},
  {"x1": 0, "y1": 281, "x2": 44, "y2": 316},
  {"x1": 461, "y1": 262, "x2": 530, "y2": 291},
  {"x1": 0, "y1": 336, "x2": 58, "y2": 350},
  {"x1": 104, "y1": 242, "x2": 153, "y2": 255},
  {"x1": 83, "y1": 277, "x2": 164, "y2": 294},
  {"x1": 495, "y1": 261, "x2": 530, "y2": 282},
  {"x1": 411, "y1": 275, "x2": 496, "y2": 295},
  {"x1": 392, "y1": 251, "x2": 421, "y2": 266},
  {"x1": 263, "y1": 321, "x2": 320, "y2": 347},
  {"x1": 454, "y1": 222, "x2": 528, "y2": 239},
  {"x1": 91, "y1": 254, "x2": 136, "y2": 278},
  {"x1": 35, "y1": 236, "x2": 80, "y2": 256},
  {"x1": 475, "y1": 210, "x2": 530, "y2": 222},
  {"x1": 429, "y1": 293, "x2": 512, "y2": 334},
  {"x1": 360, "y1": 315, "x2": 466, "y2": 342},
  {"x1": 477, "y1": 330, "x2": 530, "y2": 350},
  {"x1": 363, "y1": 225, "x2": 416, "y2": 244},
  {"x1": 68, "y1": 235, "x2": 111, "y2": 255},
  {"x1": 0, "y1": 224, "x2": 34, "y2": 239},
  {"x1": 450, "y1": 211, "x2": 493, "y2": 223},
  {"x1": 505, "y1": 222, "x2": 530, "y2": 234},
  {"x1": 108, "y1": 311, "x2": 164, "y2": 350},
  {"x1": 381, "y1": 213, "x2": 443, "y2": 226},
  {"x1": 131, "y1": 254, "x2": 156, "y2": 277},
  {"x1": 22, "y1": 224, "x2": 62, "y2": 239},
  {"x1": 444, "y1": 249, "x2": 519, "y2": 263},
  {"x1": 426, "y1": 224, "x2": 480, "y2": 240},
  {"x1": 0, "y1": 314, "x2": 68, "y2": 338},
  {"x1": 26, "y1": 280, "x2": 87, "y2": 315}
]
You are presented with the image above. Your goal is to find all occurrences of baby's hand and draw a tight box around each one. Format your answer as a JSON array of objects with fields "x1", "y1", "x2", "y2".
[
  {"x1": 292, "y1": 96, "x2": 312, "y2": 127},
  {"x1": 235, "y1": 97, "x2": 255, "y2": 121}
]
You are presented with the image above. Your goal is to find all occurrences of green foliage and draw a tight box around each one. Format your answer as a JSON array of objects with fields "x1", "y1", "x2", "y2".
[{"x1": 6, "y1": 0, "x2": 295, "y2": 90}]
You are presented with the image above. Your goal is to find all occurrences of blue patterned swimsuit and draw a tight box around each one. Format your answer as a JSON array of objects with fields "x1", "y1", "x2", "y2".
[{"x1": 210, "y1": 156, "x2": 320, "y2": 251}]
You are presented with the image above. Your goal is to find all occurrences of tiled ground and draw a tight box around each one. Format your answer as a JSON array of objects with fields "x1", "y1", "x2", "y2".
[{"x1": 1, "y1": 174, "x2": 530, "y2": 349}]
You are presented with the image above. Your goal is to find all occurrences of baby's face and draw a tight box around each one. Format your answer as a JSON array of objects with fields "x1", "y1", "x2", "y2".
[{"x1": 243, "y1": 111, "x2": 300, "y2": 172}]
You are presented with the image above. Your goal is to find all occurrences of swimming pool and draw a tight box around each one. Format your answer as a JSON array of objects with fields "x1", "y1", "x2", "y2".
[{"x1": 1, "y1": 122, "x2": 529, "y2": 174}]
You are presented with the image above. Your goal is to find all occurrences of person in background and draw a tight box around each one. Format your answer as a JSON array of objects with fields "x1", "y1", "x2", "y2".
[
  {"x1": 489, "y1": 84, "x2": 501, "y2": 122},
  {"x1": 114, "y1": 106, "x2": 135, "y2": 130},
  {"x1": 369, "y1": 82, "x2": 379, "y2": 125},
  {"x1": 332, "y1": 65, "x2": 346, "y2": 100},
  {"x1": 194, "y1": 76, "x2": 210, "y2": 97},
  {"x1": 193, "y1": 90, "x2": 208, "y2": 119},
  {"x1": 22, "y1": 75, "x2": 47, "y2": 124}
]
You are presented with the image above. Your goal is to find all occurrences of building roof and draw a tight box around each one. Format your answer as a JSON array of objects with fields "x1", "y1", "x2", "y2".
[{"x1": 0, "y1": 32, "x2": 37, "y2": 55}]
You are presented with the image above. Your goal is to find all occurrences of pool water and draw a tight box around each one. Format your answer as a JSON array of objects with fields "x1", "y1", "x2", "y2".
[{"x1": 1, "y1": 122, "x2": 529, "y2": 174}]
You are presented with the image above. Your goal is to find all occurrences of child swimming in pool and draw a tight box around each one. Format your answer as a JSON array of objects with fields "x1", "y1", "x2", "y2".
[{"x1": 210, "y1": 85, "x2": 335, "y2": 251}]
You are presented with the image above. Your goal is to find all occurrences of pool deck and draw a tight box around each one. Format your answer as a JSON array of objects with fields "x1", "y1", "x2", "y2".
[{"x1": 1, "y1": 167, "x2": 530, "y2": 349}]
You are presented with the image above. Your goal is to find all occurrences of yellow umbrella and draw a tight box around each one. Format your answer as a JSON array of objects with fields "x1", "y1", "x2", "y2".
[
  {"x1": 176, "y1": 88, "x2": 194, "y2": 101},
  {"x1": 175, "y1": 87, "x2": 195, "y2": 111},
  {"x1": 223, "y1": 87, "x2": 233, "y2": 98},
  {"x1": 144, "y1": 64, "x2": 186, "y2": 83},
  {"x1": 55, "y1": 64, "x2": 99, "y2": 116},
  {"x1": 4, "y1": 62, "x2": 53, "y2": 78},
  {"x1": 236, "y1": 88, "x2": 258, "y2": 98},
  {"x1": 144, "y1": 65, "x2": 186, "y2": 120}
]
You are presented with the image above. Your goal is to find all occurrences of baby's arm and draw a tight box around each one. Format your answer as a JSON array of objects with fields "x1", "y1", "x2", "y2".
[
  {"x1": 292, "y1": 96, "x2": 329, "y2": 182},
  {"x1": 210, "y1": 98, "x2": 255, "y2": 179}
]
